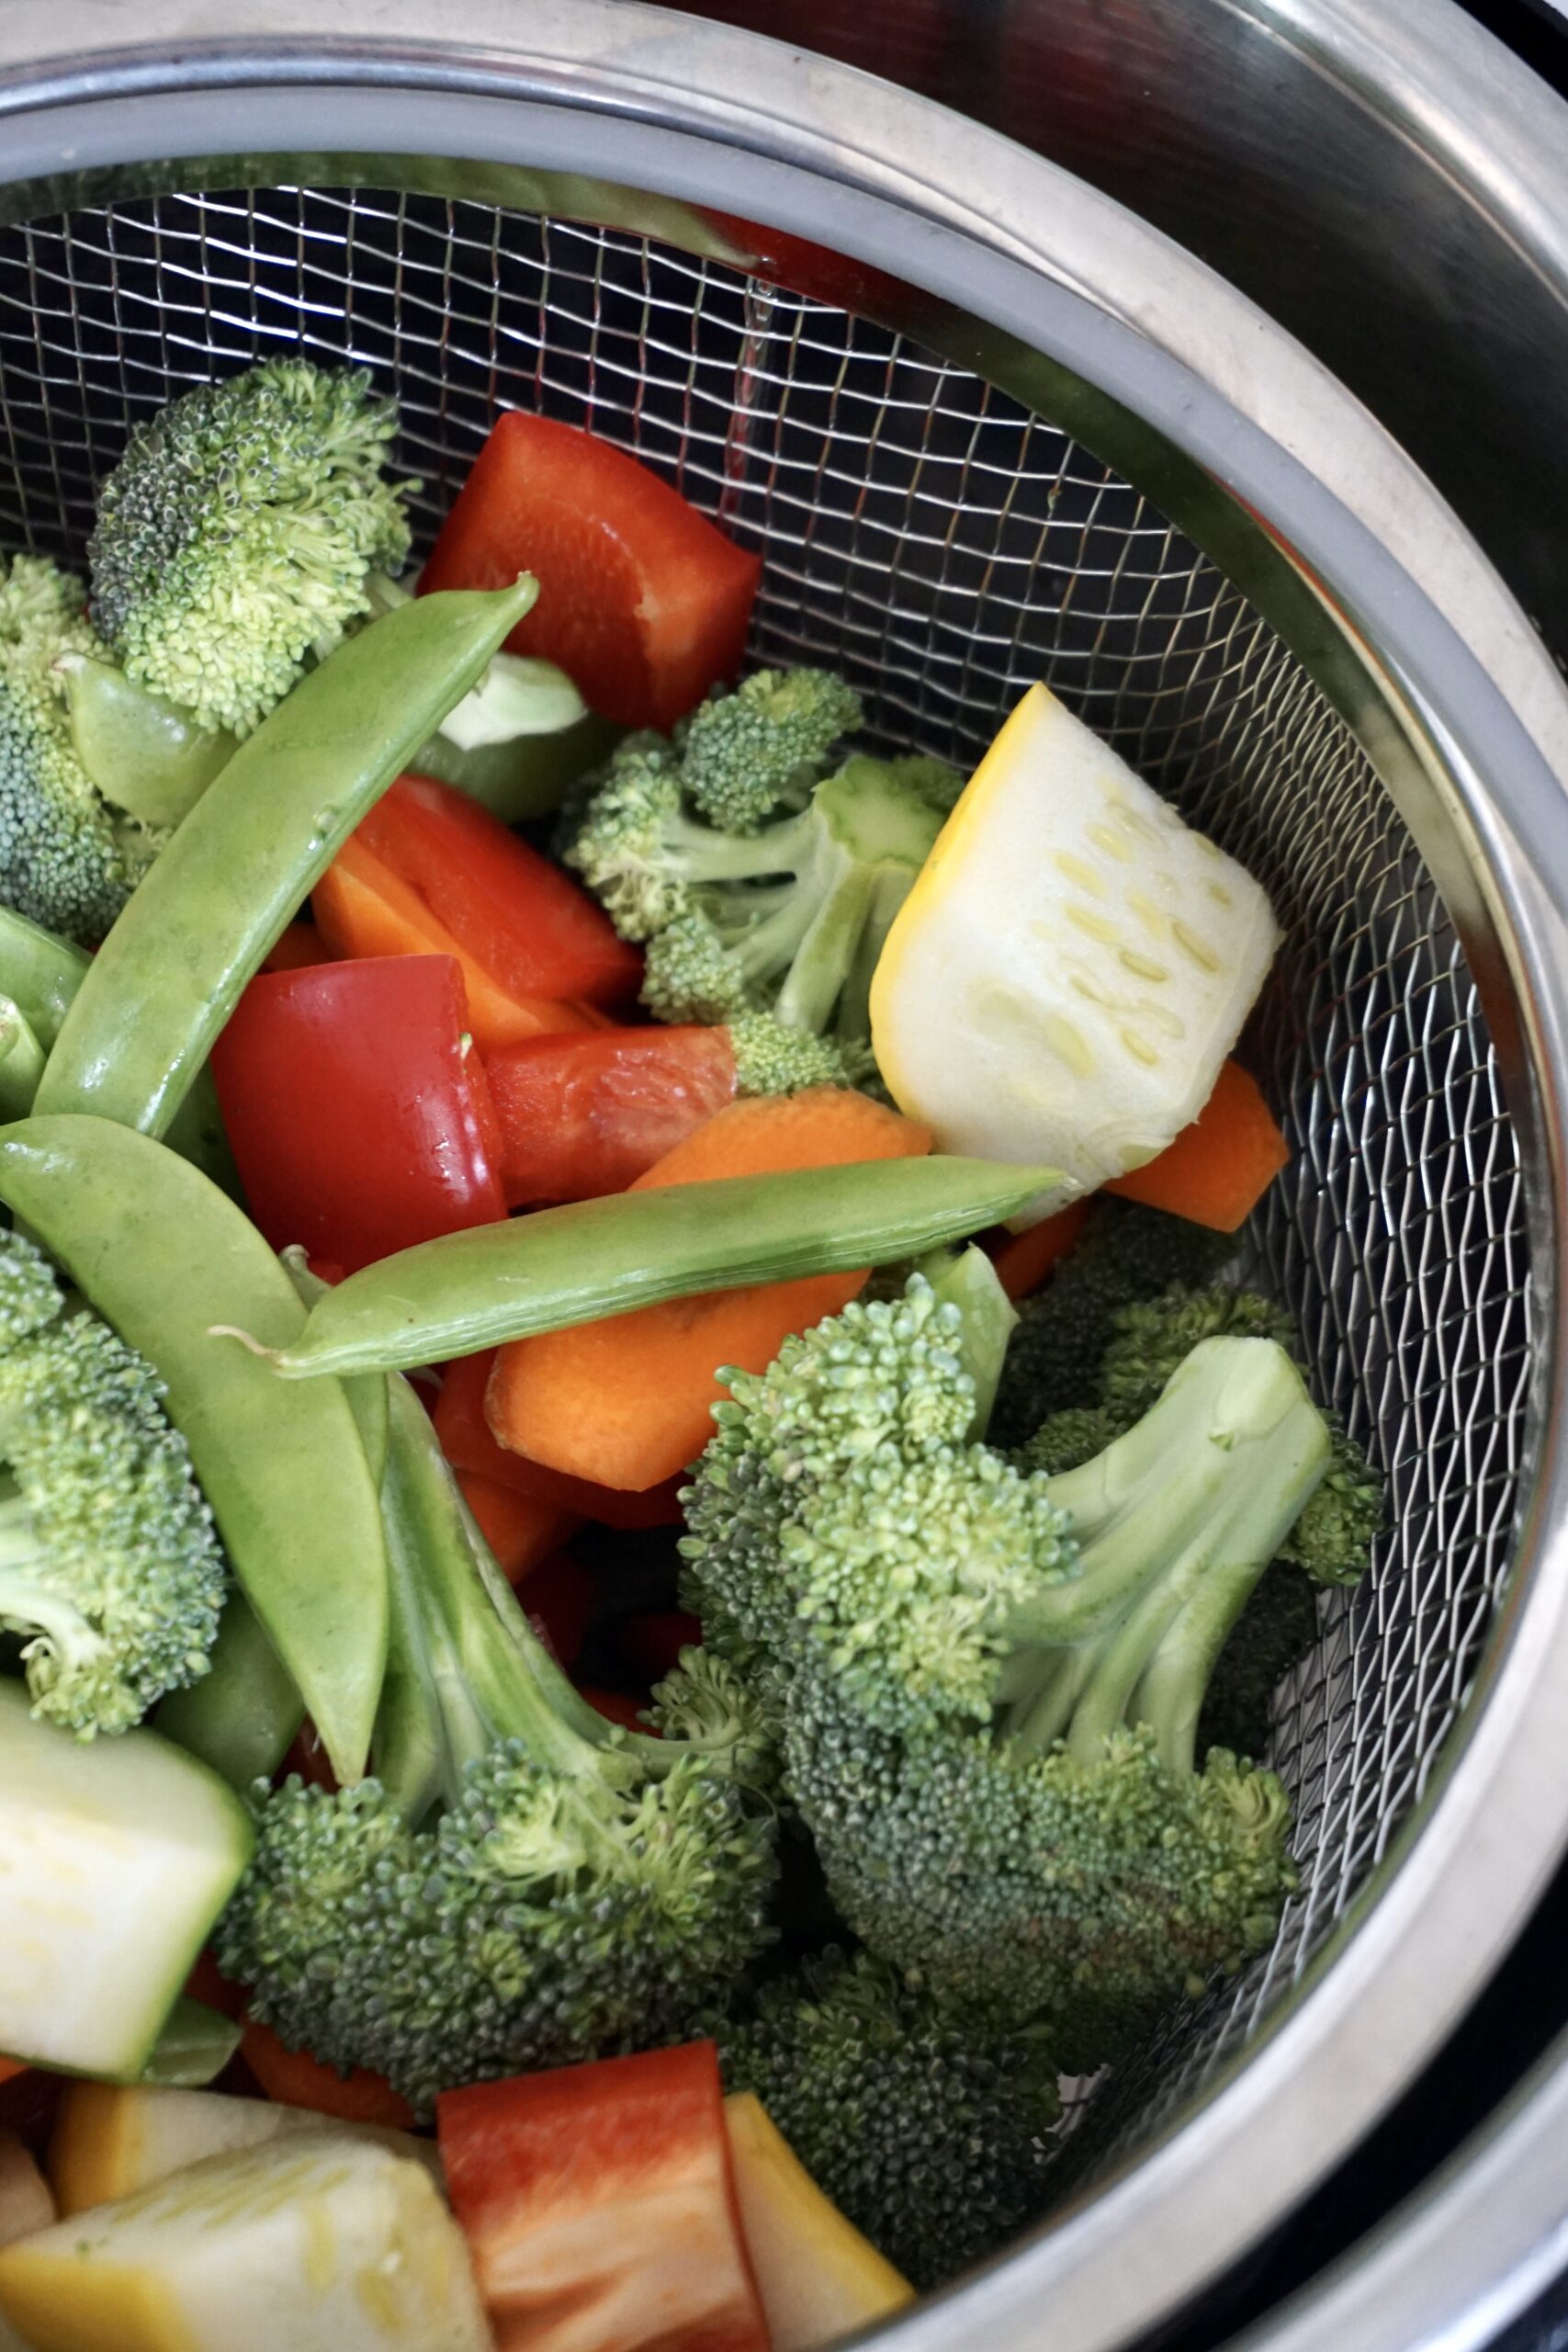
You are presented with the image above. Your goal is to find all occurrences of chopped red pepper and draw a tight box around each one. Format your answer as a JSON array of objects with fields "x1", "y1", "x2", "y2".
[
  {"x1": 483, "y1": 1024, "x2": 738, "y2": 1206},
  {"x1": 261, "y1": 919, "x2": 329, "y2": 975},
  {"x1": 434, "y1": 1350, "x2": 685, "y2": 1529},
  {"x1": 421, "y1": 413, "x2": 761, "y2": 731},
  {"x1": 577, "y1": 1685, "x2": 654, "y2": 1736},
  {"x1": 439, "y1": 2043, "x2": 770, "y2": 2352},
  {"x1": 456, "y1": 1470, "x2": 581, "y2": 1589},
  {"x1": 211, "y1": 954, "x2": 507, "y2": 1273}
]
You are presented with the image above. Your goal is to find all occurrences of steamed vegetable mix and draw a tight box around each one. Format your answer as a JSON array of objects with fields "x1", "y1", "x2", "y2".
[{"x1": 0, "y1": 356, "x2": 1382, "y2": 2333}]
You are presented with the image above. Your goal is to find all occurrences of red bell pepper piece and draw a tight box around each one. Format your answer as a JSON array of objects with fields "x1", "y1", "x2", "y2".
[
  {"x1": 261, "y1": 919, "x2": 329, "y2": 975},
  {"x1": 211, "y1": 954, "x2": 507, "y2": 1274},
  {"x1": 434, "y1": 1350, "x2": 685, "y2": 1529},
  {"x1": 617, "y1": 1612, "x2": 705, "y2": 1685},
  {"x1": 483, "y1": 1024, "x2": 737, "y2": 1206},
  {"x1": 420, "y1": 413, "x2": 761, "y2": 732},
  {"x1": 457, "y1": 1470, "x2": 581, "y2": 1589},
  {"x1": 577, "y1": 1685, "x2": 654, "y2": 1736},
  {"x1": 439, "y1": 2043, "x2": 770, "y2": 2352}
]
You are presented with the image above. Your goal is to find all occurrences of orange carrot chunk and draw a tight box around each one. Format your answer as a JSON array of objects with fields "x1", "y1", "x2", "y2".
[
  {"x1": 992, "y1": 1198, "x2": 1093, "y2": 1303},
  {"x1": 457, "y1": 1470, "x2": 581, "y2": 1587},
  {"x1": 487, "y1": 1089, "x2": 931, "y2": 1490},
  {"x1": 240, "y1": 2019, "x2": 414, "y2": 2129},
  {"x1": 1106, "y1": 1057, "x2": 1289, "y2": 1232}
]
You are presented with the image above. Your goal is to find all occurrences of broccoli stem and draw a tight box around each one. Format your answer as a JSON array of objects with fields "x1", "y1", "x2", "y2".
[{"x1": 923, "y1": 1246, "x2": 1019, "y2": 1440}]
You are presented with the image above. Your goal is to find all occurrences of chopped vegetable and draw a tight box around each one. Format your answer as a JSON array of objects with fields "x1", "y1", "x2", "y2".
[
  {"x1": 0, "y1": 2130, "x2": 51, "y2": 2249},
  {"x1": 219, "y1": 1145, "x2": 1057, "y2": 1382},
  {"x1": 0, "y1": 1680, "x2": 253, "y2": 2078},
  {"x1": 89, "y1": 358, "x2": 414, "y2": 739},
  {"x1": 991, "y1": 1195, "x2": 1092, "y2": 1303},
  {"x1": 212, "y1": 954, "x2": 507, "y2": 1271},
  {"x1": 0, "y1": 1227, "x2": 224, "y2": 1736},
  {"x1": 454, "y1": 1469, "x2": 579, "y2": 1584},
  {"x1": 489, "y1": 1088, "x2": 931, "y2": 1488},
  {"x1": 723, "y1": 2090, "x2": 913, "y2": 2348},
  {"x1": 0, "y1": 1116, "x2": 389, "y2": 1781},
  {"x1": 259, "y1": 919, "x2": 326, "y2": 974},
  {"x1": 133, "y1": 1998, "x2": 243, "y2": 2089},
  {"x1": 870, "y1": 680, "x2": 1280, "y2": 1219},
  {"x1": 1106, "y1": 1057, "x2": 1290, "y2": 1231},
  {"x1": 52, "y1": 2083, "x2": 360, "y2": 2217},
  {"x1": 0, "y1": 2132, "x2": 491, "y2": 2352},
  {"x1": 56, "y1": 650, "x2": 233, "y2": 827},
  {"x1": 438, "y1": 2043, "x2": 770, "y2": 2352},
  {"x1": 36, "y1": 578, "x2": 536, "y2": 1140},
  {"x1": 421, "y1": 409, "x2": 761, "y2": 730},
  {"x1": 484, "y1": 1023, "x2": 738, "y2": 1204},
  {"x1": 217, "y1": 1374, "x2": 776, "y2": 2110},
  {"x1": 434, "y1": 1349, "x2": 685, "y2": 1527},
  {"x1": 682, "y1": 1265, "x2": 1326, "y2": 2069},
  {"x1": 240, "y1": 2023, "x2": 413, "y2": 2131}
]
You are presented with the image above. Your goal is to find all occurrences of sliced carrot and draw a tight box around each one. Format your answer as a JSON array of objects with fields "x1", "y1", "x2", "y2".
[
  {"x1": 261, "y1": 920, "x2": 329, "y2": 975},
  {"x1": 313, "y1": 834, "x2": 598, "y2": 1051},
  {"x1": 457, "y1": 1470, "x2": 581, "y2": 1586},
  {"x1": 992, "y1": 1198, "x2": 1093, "y2": 1302},
  {"x1": 0, "y1": 2060, "x2": 26, "y2": 2088},
  {"x1": 434, "y1": 1351, "x2": 685, "y2": 1528},
  {"x1": 487, "y1": 1089, "x2": 931, "y2": 1490},
  {"x1": 184, "y1": 1950, "x2": 248, "y2": 2023},
  {"x1": 240, "y1": 2019, "x2": 413, "y2": 2130},
  {"x1": 1106, "y1": 1057, "x2": 1289, "y2": 1232}
]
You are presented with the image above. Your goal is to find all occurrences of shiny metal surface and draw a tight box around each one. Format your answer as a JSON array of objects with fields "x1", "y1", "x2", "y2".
[{"x1": 0, "y1": 10, "x2": 1565, "y2": 2352}]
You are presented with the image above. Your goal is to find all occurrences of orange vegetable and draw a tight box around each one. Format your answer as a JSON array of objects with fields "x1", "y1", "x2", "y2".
[
  {"x1": 260, "y1": 920, "x2": 328, "y2": 975},
  {"x1": 240, "y1": 2020, "x2": 413, "y2": 2130},
  {"x1": 457, "y1": 1470, "x2": 580, "y2": 1586},
  {"x1": 991, "y1": 1198, "x2": 1092, "y2": 1302},
  {"x1": 1107, "y1": 1057, "x2": 1288, "y2": 1232},
  {"x1": 0, "y1": 2061, "x2": 26, "y2": 2089},
  {"x1": 313, "y1": 833, "x2": 598, "y2": 1051},
  {"x1": 434, "y1": 1351, "x2": 686, "y2": 1528},
  {"x1": 487, "y1": 1089, "x2": 931, "y2": 1490}
]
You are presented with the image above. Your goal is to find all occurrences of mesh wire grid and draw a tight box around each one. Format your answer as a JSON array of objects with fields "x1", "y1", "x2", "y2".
[{"x1": 0, "y1": 183, "x2": 1532, "y2": 2188}]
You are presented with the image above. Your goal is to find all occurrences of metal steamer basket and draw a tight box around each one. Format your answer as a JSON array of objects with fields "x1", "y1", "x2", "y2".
[{"x1": 3, "y1": 7, "x2": 1568, "y2": 2350}]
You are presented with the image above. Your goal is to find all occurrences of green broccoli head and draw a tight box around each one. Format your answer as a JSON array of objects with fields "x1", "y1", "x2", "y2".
[
  {"x1": 678, "y1": 668, "x2": 863, "y2": 831},
  {"x1": 683, "y1": 1266, "x2": 1327, "y2": 2070},
  {"x1": 0, "y1": 554, "x2": 145, "y2": 943},
  {"x1": 0, "y1": 1230, "x2": 225, "y2": 1736},
  {"x1": 219, "y1": 1373, "x2": 775, "y2": 2113},
  {"x1": 89, "y1": 358, "x2": 414, "y2": 737},
  {"x1": 718, "y1": 1946, "x2": 1062, "y2": 2290}
]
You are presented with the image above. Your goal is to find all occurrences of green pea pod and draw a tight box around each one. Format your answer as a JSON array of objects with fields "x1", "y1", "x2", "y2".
[
  {"x1": 57, "y1": 650, "x2": 236, "y2": 828},
  {"x1": 156, "y1": 1590, "x2": 305, "y2": 1792},
  {"x1": 37, "y1": 578, "x2": 538, "y2": 1140},
  {"x1": 132, "y1": 1997, "x2": 243, "y2": 2088},
  {"x1": 223, "y1": 1154, "x2": 1065, "y2": 1380},
  {"x1": 0, "y1": 995, "x2": 45, "y2": 1119},
  {"x1": 0, "y1": 1114, "x2": 389, "y2": 1783},
  {"x1": 279, "y1": 1244, "x2": 389, "y2": 1482}
]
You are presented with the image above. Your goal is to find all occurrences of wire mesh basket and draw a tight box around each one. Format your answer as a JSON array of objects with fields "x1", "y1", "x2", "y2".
[{"x1": 2, "y1": 9, "x2": 1567, "y2": 2350}]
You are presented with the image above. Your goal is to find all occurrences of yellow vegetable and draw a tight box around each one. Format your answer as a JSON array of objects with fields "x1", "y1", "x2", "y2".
[
  {"x1": 48, "y1": 2084, "x2": 438, "y2": 2219},
  {"x1": 724, "y1": 2092, "x2": 912, "y2": 2349},
  {"x1": 0, "y1": 2133, "x2": 487, "y2": 2352},
  {"x1": 871, "y1": 683, "x2": 1279, "y2": 1222},
  {"x1": 0, "y1": 2134, "x2": 52, "y2": 2352}
]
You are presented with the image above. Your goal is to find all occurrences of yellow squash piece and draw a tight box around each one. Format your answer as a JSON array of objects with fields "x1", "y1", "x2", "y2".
[
  {"x1": 0, "y1": 2133, "x2": 488, "y2": 2352},
  {"x1": 49, "y1": 2083, "x2": 438, "y2": 2219},
  {"x1": 0, "y1": 2132, "x2": 52, "y2": 2352},
  {"x1": 870, "y1": 683, "x2": 1280, "y2": 1222},
  {"x1": 724, "y1": 2092, "x2": 913, "y2": 2350}
]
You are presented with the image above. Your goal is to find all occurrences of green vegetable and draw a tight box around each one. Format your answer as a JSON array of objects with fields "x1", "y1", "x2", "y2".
[
  {"x1": 0, "y1": 1679, "x2": 254, "y2": 2079},
  {"x1": 1197, "y1": 1569, "x2": 1322, "y2": 1764},
  {"x1": 562, "y1": 670, "x2": 958, "y2": 1090},
  {"x1": 89, "y1": 359, "x2": 414, "y2": 740},
  {"x1": 717, "y1": 1947, "x2": 1060, "y2": 2290},
  {"x1": 0, "y1": 994, "x2": 44, "y2": 1118},
  {"x1": 156, "y1": 1592, "x2": 304, "y2": 1793},
  {"x1": 57, "y1": 651, "x2": 234, "y2": 828},
  {"x1": 135, "y1": 1997, "x2": 244, "y2": 2089},
  {"x1": 0, "y1": 1227, "x2": 225, "y2": 1737},
  {"x1": 218, "y1": 1372, "x2": 776, "y2": 2113},
  {"x1": 682, "y1": 1266, "x2": 1328, "y2": 2069},
  {"x1": 0, "y1": 1114, "x2": 388, "y2": 1782},
  {"x1": 218, "y1": 1154, "x2": 1063, "y2": 1380},
  {"x1": 0, "y1": 553, "x2": 161, "y2": 944},
  {"x1": 36, "y1": 578, "x2": 536, "y2": 1141}
]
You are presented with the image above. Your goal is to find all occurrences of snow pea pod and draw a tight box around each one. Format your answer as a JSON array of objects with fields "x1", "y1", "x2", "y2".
[
  {"x1": 157, "y1": 1591, "x2": 305, "y2": 1792},
  {"x1": 0, "y1": 1114, "x2": 389, "y2": 1782},
  {"x1": 226, "y1": 1154, "x2": 1065, "y2": 1380},
  {"x1": 37, "y1": 577, "x2": 537, "y2": 1140}
]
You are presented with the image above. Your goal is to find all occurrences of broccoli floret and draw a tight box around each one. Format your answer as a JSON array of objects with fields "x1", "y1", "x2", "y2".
[
  {"x1": 0, "y1": 1229, "x2": 224, "y2": 1736},
  {"x1": 682, "y1": 1262, "x2": 1328, "y2": 2068},
  {"x1": 90, "y1": 358, "x2": 413, "y2": 738},
  {"x1": 1013, "y1": 1403, "x2": 1127, "y2": 1476},
  {"x1": 1277, "y1": 1434, "x2": 1382, "y2": 1586},
  {"x1": 0, "y1": 553, "x2": 152, "y2": 943},
  {"x1": 679, "y1": 668, "x2": 862, "y2": 831},
  {"x1": 1197, "y1": 1570, "x2": 1321, "y2": 1764},
  {"x1": 988, "y1": 1200, "x2": 1235, "y2": 1448},
  {"x1": 565, "y1": 681, "x2": 957, "y2": 1089},
  {"x1": 717, "y1": 1947, "x2": 1061, "y2": 2289},
  {"x1": 724, "y1": 1011, "x2": 852, "y2": 1098},
  {"x1": 218, "y1": 1373, "x2": 775, "y2": 2114}
]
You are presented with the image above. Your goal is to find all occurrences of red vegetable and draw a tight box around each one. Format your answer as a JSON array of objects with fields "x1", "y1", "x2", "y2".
[
  {"x1": 241, "y1": 2021, "x2": 413, "y2": 2131},
  {"x1": 483, "y1": 1024, "x2": 738, "y2": 1206},
  {"x1": 520, "y1": 1555, "x2": 598, "y2": 1672},
  {"x1": 618, "y1": 1612, "x2": 704, "y2": 1684},
  {"x1": 457, "y1": 1470, "x2": 580, "y2": 1589},
  {"x1": 991, "y1": 1198, "x2": 1092, "y2": 1304},
  {"x1": 434, "y1": 1350, "x2": 685, "y2": 1529},
  {"x1": 438, "y1": 2043, "x2": 770, "y2": 2352},
  {"x1": 578, "y1": 1686, "x2": 653, "y2": 1736},
  {"x1": 421, "y1": 413, "x2": 761, "y2": 731},
  {"x1": 261, "y1": 920, "x2": 328, "y2": 975},
  {"x1": 0, "y1": 2061, "x2": 25, "y2": 2089},
  {"x1": 211, "y1": 955, "x2": 507, "y2": 1274}
]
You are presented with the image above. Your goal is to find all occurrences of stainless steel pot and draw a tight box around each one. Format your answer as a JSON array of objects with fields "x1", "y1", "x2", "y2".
[{"x1": 1, "y1": 8, "x2": 1565, "y2": 2350}]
